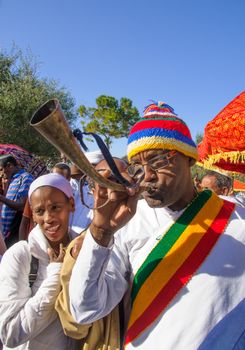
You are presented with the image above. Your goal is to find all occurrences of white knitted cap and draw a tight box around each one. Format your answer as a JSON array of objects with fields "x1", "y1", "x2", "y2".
[{"x1": 84, "y1": 150, "x2": 104, "y2": 165}]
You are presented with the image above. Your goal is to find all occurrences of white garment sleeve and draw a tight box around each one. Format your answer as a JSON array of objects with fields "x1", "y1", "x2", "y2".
[
  {"x1": 0, "y1": 242, "x2": 62, "y2": 347},
  {"x1": 69, "y1": 230, "x2": 129, "y2": 324}
]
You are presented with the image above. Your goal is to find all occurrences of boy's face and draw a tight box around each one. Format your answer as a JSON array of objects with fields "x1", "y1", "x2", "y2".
[{"x1": 31, "y1": 186, "x2": 74, "y2": 248}]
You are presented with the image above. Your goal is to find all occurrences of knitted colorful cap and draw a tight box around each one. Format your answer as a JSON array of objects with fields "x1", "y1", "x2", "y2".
[{"x1": 127, "y1": 101, "x2": 198, "y2": 162}]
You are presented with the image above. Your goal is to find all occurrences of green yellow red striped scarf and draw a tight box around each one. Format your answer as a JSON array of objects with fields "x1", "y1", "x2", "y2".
[{"x1": 125, "y1": 190, "x2": 235, "y2": 346}]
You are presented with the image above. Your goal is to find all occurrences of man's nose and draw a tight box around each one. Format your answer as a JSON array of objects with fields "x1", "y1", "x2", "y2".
[{"x1": 142, "y1": 164, "x2": 156, "y2": 182}]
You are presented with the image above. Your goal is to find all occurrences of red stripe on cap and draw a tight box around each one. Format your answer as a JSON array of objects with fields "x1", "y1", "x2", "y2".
[{"x1": 130, "y1": 119, "x2": 192, "y2": 138}]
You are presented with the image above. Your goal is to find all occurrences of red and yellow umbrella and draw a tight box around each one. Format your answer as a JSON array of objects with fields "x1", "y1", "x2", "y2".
[
  {"x1": 198, "y1": 91, "x2": 245, "y2": 174},
  {"x1": 233, "y1": 179, "x2": 245, "y2": 192}
]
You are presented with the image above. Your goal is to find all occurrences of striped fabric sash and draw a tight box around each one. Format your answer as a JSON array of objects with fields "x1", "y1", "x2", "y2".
[{"x1": 125, "y1": 190, "x2": 235, "y2": 346}]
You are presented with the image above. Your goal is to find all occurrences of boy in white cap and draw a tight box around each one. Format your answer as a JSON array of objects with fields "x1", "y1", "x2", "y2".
[{"x1": 0, "y1": 173, "x2": 79, "y2": 350}]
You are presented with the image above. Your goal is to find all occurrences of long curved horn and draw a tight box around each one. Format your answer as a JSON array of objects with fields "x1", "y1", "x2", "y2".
[{"x1": 30, "y1": 99, "x2": 126, "y2": 191}]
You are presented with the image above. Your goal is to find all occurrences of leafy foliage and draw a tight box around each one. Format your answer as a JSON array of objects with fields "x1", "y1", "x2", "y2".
[
  {"x1": 195, "y1": 132, "x2": 203, "y2": 145},
  {"x1": 78, "y1": 95, "x2": 140, "y2": 149},
  {"x1": 0, "y1": 48, "x2": 77, "y2": 163}
]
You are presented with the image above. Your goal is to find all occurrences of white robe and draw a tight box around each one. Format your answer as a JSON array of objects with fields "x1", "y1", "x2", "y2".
[
  {"x1": 0, "y1": 225, "x2": 78, "y2": 350},
  {"x1": 69, "y1": 196, "x2": 245, "y2": 350}
]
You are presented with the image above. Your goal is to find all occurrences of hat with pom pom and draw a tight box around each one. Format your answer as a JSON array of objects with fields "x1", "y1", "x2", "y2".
[{"x1": 127, "y1": 101, "x2": 198, "y2": 162}]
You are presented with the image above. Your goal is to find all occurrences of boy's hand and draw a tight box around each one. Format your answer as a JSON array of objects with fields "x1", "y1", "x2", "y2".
[{"x1": 47, "y1": 243, "x2": 66, "y2": 263}]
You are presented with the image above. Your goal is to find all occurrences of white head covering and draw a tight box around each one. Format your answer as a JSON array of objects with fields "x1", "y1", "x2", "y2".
[
  {"x1": 85, "y1": 150, "x2": 104, "y2": 165},
  {"x1": 28, "y1": 173, "x2": 73, "y2": 201}
]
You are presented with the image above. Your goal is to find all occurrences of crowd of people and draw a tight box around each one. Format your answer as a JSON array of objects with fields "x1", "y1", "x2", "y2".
[{"x1": 0, "y1": 101, "x2": 244, "y2": 350}]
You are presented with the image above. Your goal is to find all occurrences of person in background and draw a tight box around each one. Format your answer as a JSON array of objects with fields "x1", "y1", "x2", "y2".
[
  {"x1": 0, "y1": 173, "x2": 78, "y2": 350},
  {"x1": 235, "y1": 191, "x2": 245, "y2": 207},
  {"x1": 52, "y1": 163, "x2": 71, "y2": 181},
  {"x1": 0, "y1": 155, "x2": 33, "y2": 248},
  {"x1": 69, "y1": 102, "x2": 245, "y2": 350},
  {"x1": 60, "y1": 153, "x2": 68, "y2": 164},
  {"x1": 18, "y1": 198, "x2": 35, "y2": 241},
  {"x1": 198, "y1": 170, "x2": 233, "y2": 196},
  {"x1": 69, "y1": 150, "x2": 104, "y2": 234},
  {"x1": 198, "y1": 170, "x2": 245, "y2": 207}
]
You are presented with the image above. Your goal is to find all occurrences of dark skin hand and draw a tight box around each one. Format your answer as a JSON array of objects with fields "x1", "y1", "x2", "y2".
[
  {"x1": 47, "y1": 243, "x2": 66, "y2": 263},
  {"x1": 89, "y1": 159, "x2": 141, "y2": 247},
  {"x1": 0, "y1": 193, "x2": 27, "y2": 211}
]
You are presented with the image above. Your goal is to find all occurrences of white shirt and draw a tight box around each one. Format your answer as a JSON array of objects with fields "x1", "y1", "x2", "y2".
[
  {"x1": 69, "y1": 197, "x2": 245, "y2": 350},
  {"x1": 0, "y1": 225, "x2": 78, "y2": 350},
  {"x1": 69, "y1": 178, "x2": 93, "y2": 233}
]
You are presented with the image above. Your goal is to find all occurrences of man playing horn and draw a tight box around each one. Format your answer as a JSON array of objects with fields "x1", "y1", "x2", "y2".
[{"x1": 69, "y1": 102, "x2": 245, "y2": 350}]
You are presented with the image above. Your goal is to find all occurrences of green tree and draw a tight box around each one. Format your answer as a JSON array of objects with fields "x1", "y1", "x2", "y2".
[
  {"x1": 195, "y1": 132, "x2": 203, "y2": 145},
  {"x1": 78, "y1": 95, "x2": 140, "y2": 149},
  {"x1": 0, "y1": 48, "x2": 77, "y2": 163}
]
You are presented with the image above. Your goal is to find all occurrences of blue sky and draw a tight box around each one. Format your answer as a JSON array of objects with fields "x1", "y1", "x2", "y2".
[{"x1": 0, "y1": 0, "x2": 244, "y2": 156}]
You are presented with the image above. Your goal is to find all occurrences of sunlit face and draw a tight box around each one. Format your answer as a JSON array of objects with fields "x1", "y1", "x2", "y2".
[
  {"x1": 199, "y1": 175, "x2": 227, "y2": 195},
  {"x1": 30, "y1": 186, "x2": 75, "y2": 248},
  {"x1": 130, "y1": 149, "x2": 193, "y2": 210}
]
